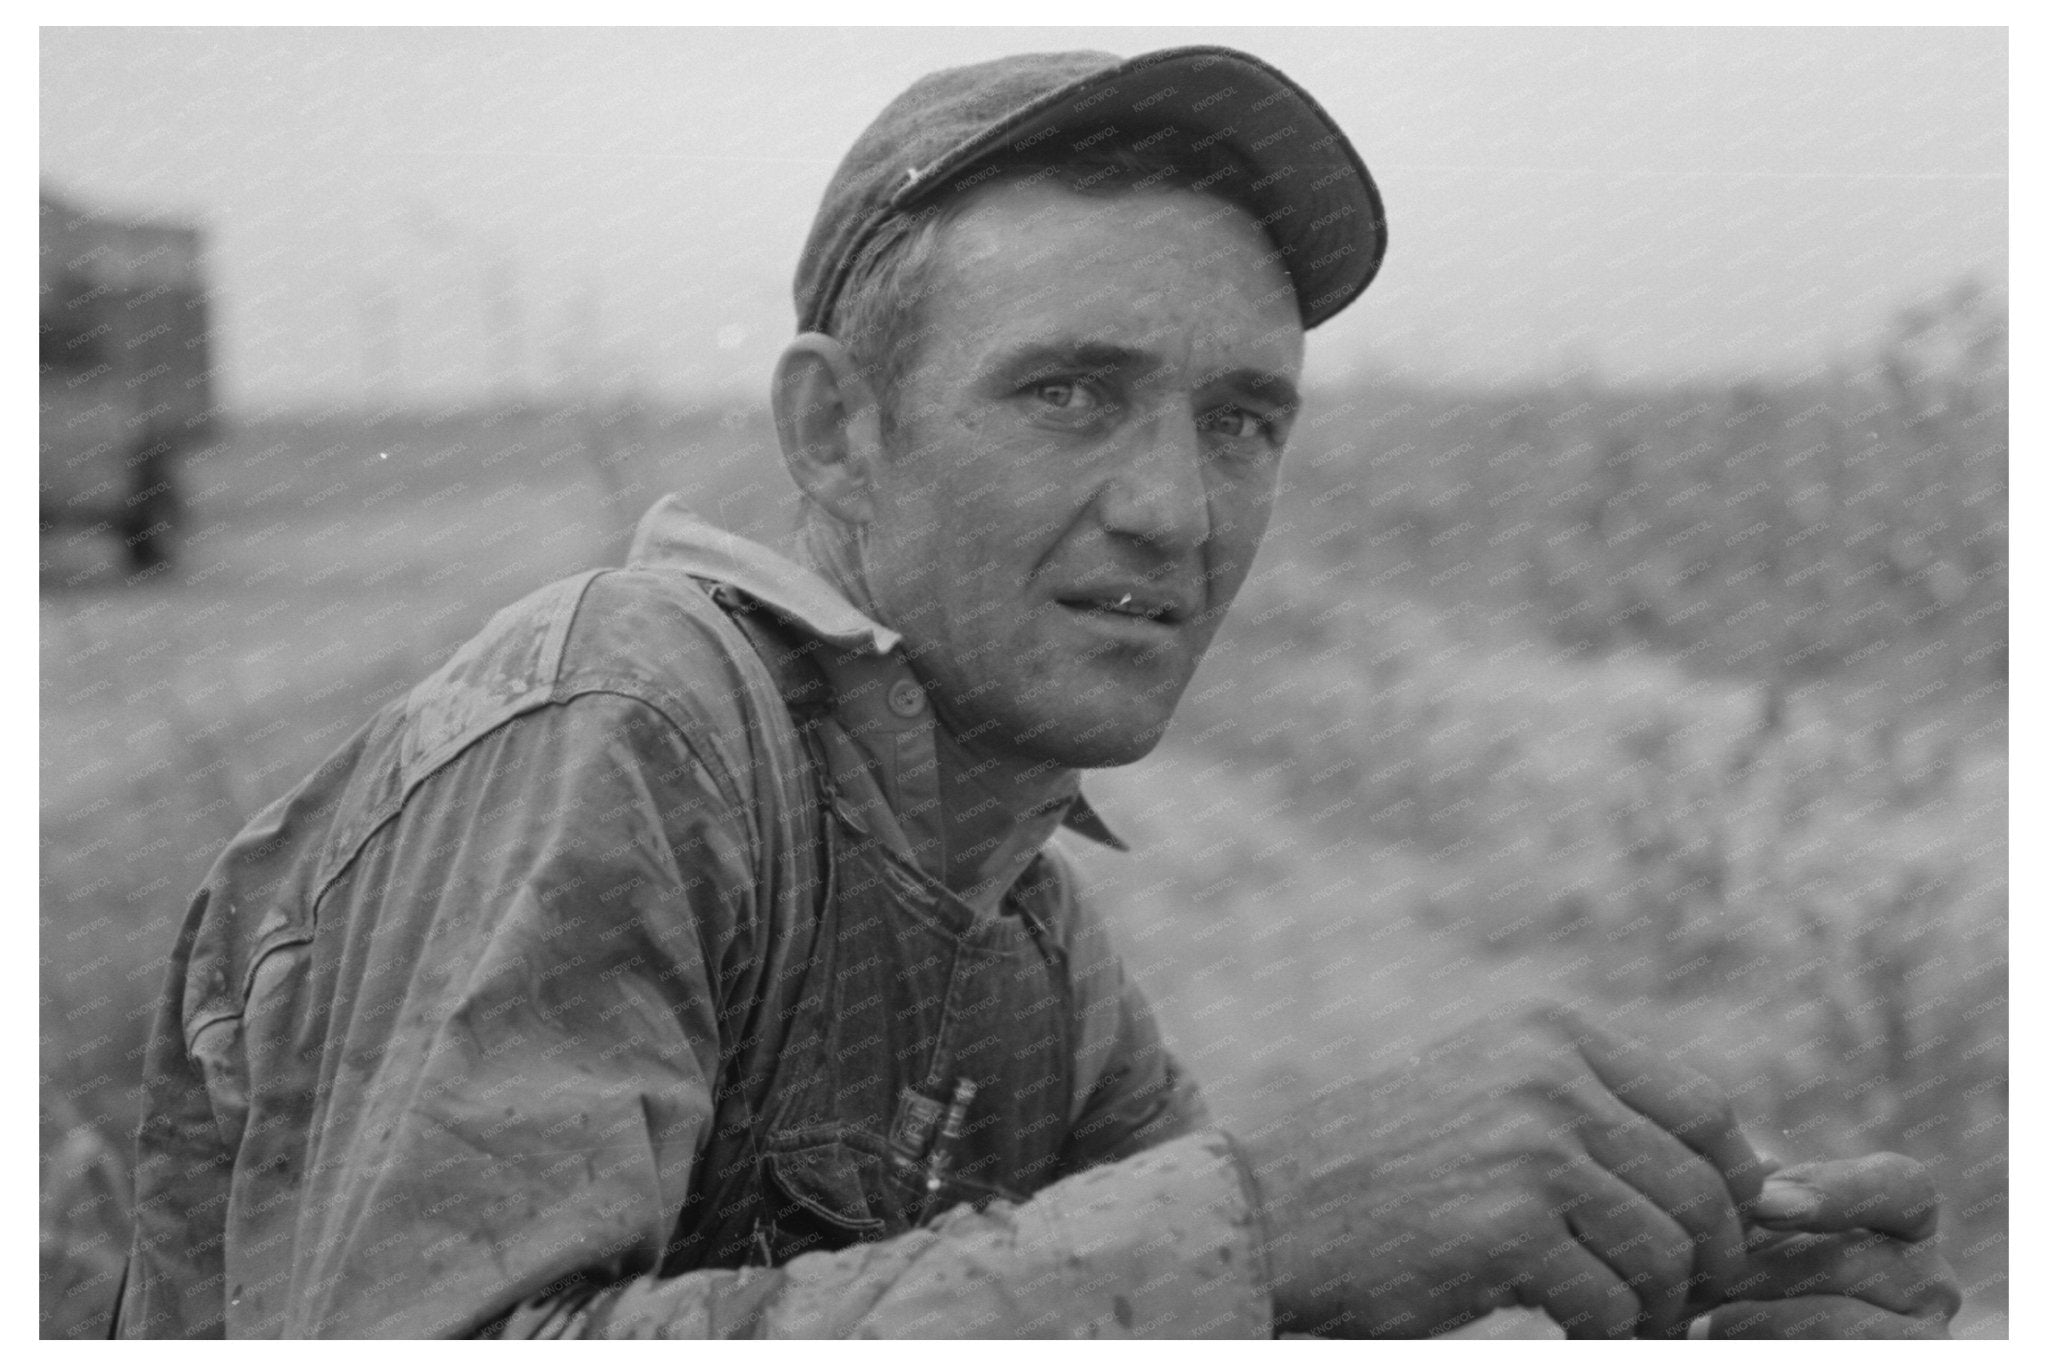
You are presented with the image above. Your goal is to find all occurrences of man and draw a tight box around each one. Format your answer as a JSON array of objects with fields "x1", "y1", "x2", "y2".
[{"x1": 117, "y1": 45, "x2": 1958, "y2": 1338}]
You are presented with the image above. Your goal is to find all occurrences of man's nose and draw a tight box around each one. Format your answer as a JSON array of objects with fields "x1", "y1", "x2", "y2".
[{"x1": 1095, "y1": 408, "x2": 1210, "y2": 553}]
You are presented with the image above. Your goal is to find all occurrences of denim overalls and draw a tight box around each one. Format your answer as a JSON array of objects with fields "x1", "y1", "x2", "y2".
[{"x1": 666, "y1": 601, "x2": 1078, "y2": 1272}]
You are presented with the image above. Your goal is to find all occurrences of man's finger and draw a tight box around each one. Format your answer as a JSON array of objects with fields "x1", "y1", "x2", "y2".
[
  {"x1": 1507, "y1": 1239, "x2": 1641, "y2": 1340},
  {"x1": 1749, "y1": 1154, "x2": 1941, "y2": 1241},
  {"x1": 1734, "y1": 1228, "x2": 1962, "y2": 1321},
  {"x1": 1544, "y1": 1008, "x2": 1772, "y2": 1209},
  {"x1": 1558, "y1": 1166, "x2": 1697, "y2": 1338},
  {"x1": 1573, "y1": 1103, "x2": 1748, "y2": 1313},
  {"x1": 1704, "y1": 1295, "x2": 1951, "y2": 1340}
]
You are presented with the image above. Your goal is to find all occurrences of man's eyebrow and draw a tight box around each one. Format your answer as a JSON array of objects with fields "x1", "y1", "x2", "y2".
[
  {"x1": 1206, "y1": 367, "x2": 1302, "y2": 414},
  {"x1": 983, "y1": 341, "x2": 1158, "y2": 385}
]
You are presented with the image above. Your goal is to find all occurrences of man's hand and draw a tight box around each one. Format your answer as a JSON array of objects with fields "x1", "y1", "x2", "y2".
[
  {"x1": 1231, "y1": 1004, "x2": 1769, "y2": 1338},
  {"x1": 1697, "y1": 1153, "x2": 1961, "y2": 1339}
]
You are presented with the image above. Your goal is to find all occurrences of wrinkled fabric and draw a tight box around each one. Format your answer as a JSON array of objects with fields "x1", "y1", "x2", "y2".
[
  {"x1": 499, "y1": 1134, "x2": 1270, "y2": 1338},
  {"x1": 117, "y1": 499, "x2": 1272, "y2": 1338}
]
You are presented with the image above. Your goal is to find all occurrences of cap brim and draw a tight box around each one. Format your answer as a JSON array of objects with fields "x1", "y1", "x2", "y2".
[{"x1": 891, "y1": 45, "x2": 1387, "y2": 330}]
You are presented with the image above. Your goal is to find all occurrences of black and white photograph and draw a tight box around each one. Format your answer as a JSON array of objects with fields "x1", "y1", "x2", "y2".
[{"x1": 38, "y1": 24, "x2": 2007, "y2": 1340}]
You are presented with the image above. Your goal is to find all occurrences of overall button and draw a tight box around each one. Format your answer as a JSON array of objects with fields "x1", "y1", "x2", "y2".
[{"x1": 886, "y1": 678, "x2": 926, "y2": 718}]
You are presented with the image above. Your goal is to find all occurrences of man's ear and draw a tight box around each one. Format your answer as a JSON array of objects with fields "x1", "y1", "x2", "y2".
[{"x1": 772, "y1": 333, "x2": 885, "y2": 526}]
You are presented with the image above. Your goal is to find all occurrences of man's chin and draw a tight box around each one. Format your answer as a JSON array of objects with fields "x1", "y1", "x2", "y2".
[{"x1": 1017, "y1": 714, "x2": 1172, "y2": 770}]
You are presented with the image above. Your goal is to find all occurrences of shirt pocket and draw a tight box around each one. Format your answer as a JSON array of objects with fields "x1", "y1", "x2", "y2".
[{"x1": 760, "y1": 1137, "x2": 896, "y2": 1263}]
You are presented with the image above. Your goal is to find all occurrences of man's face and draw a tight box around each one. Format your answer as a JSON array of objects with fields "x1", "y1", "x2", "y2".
[{"x1": 856, "y1": 178, "x2": 1305, "y2": 769}]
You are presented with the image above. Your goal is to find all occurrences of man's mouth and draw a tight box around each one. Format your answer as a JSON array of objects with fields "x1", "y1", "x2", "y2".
[{"x1": 1055, "y1": 590, "x2": 1184, "y2": 625}]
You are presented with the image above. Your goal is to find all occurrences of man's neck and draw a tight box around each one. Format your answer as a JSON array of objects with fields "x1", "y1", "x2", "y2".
[
  {"x1": 797, "y1": 521, "x2": 1079, "y2": 909},
  {"x1": 928, "y1": 717, "x2": 1080, "y2": 910}
]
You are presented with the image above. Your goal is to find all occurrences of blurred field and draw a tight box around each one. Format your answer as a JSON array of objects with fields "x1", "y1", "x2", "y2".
[{"x1": 40, "y1": 288, "x2": 2005, "y2": 1337}]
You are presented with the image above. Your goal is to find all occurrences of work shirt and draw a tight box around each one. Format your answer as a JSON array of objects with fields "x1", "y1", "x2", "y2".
[{"x1": 117, "y1": 496, "x2": 1274, "y2": 1338}]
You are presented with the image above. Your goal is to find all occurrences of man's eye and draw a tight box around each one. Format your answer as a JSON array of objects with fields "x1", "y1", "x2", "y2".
[
  {"x1": 1021, "y1": 377, "x2": 1115, "y2": 425},
  {"x1": 1199, "y1": 405, "x2": 1279, "y2": 444},
  {"x1": 1032, "y1": 379, "x2": 1093, "y2": 410}
]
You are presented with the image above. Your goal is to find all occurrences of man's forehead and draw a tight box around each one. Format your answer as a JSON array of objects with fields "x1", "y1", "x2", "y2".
[{"x1": 923, "y1": 181, "x2": 1306, "y2": 371}]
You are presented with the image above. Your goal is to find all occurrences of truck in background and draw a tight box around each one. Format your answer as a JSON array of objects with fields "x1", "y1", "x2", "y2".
[{"x1": 40, "y1": 187, "x2": 217, "y2": 575}]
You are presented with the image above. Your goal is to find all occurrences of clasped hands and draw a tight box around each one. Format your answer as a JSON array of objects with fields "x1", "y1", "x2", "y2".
[{"x1": 1232, "y1": 1005, "x2": 1960, "y2": 1339}]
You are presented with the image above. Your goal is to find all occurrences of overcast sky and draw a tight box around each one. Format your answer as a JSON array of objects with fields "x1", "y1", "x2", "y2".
[{"x1": 40, "y1": 26, "x2": 2006, "y2": 411}]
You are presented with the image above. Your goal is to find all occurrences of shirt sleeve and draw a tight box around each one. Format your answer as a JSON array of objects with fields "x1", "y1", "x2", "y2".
[{"x1": 493, "y1": 1130, "x2": 1272, "y2": 1338}]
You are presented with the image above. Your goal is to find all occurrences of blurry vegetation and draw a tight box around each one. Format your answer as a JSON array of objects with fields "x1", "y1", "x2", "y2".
[
  {"x1": 1288, "y1": 276, "x2": 2007, "y2": 693},
  {"x1": 41, "y1": 284, "x2": 2006, "y2": 1336}
]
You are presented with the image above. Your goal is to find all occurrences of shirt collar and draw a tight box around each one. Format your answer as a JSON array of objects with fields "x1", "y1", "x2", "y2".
[
  {"x1": 628, "y1": 495, "x2": 901, "y2": 655},
  {"x1": 627, "y1": 496, "x2": 1125, "y2": 853}
]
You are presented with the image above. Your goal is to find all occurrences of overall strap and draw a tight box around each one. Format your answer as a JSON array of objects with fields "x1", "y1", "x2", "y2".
[
  {"x1": 666, "y1": 578, "x2": 840, "y2": 1272},
  {"x1": 705, "y1": 582, "x2": 835, "y2": 724}
]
